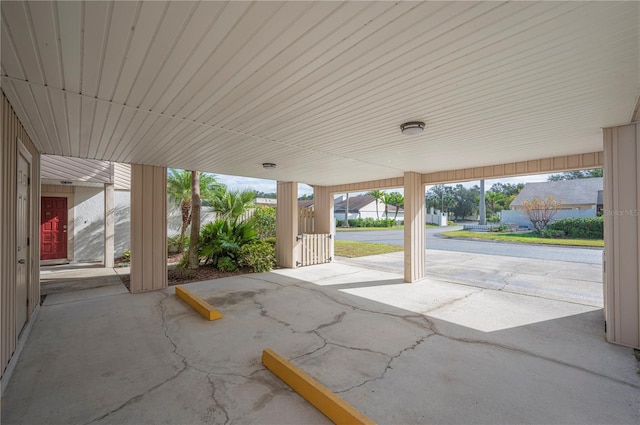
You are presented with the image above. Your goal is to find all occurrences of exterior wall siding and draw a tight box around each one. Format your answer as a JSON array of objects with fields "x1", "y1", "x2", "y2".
[
  {"x1": 1, "y1": 91, "x2": 41, "y2": 380},
  {"x1": 603, "y1": 124, "x2": 640, "y2": 349}
]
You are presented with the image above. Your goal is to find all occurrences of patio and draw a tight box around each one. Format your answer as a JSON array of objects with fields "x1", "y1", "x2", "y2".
[{"x1": 2, "y1": 255, "x2": 639, "y2": 424}]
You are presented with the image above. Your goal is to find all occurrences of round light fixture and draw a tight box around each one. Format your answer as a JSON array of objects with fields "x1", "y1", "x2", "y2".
[
  {"x1": 400, "y1": 121, "x2": 425, "y2": 135},
  {"x1": 262, "y1": 162, "x2": 276, "y2": 169}
]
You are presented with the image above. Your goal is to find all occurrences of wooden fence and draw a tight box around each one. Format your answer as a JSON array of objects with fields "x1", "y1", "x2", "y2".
[
  {"x1": 297, "y1": 233, "x2": 332, "y2": 267},
  {"x1": 298, "y1": 207, "x2": 314, "y2": 233}
]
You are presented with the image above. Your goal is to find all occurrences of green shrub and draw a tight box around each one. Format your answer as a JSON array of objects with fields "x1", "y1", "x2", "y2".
[
  {"x1": 238, "y1": 240, "x2": 276, "y2": 273},
  {"x1": 547, "y1": 217, "x2": 603, "y2": 239},
  {"x1": 251, "y1": 205, "x2": 276, "y2": 239},
  {"x1": 487, "y1": 215, "x2": 501, "y2": 223},
  {"x1": 122, "y1": 249, "x2": 131, "y2": 261},
  {"x1": 217, "y1": 257, "x2": 238, "y2": 272},
  {"x1": 199, "y1": 219, "x2": 258, "y2": 266},
  {"x1": 167, "y1": 235, "x2": 188, "y2": 254},
  {"x1": 489, "y1": 224, "x2": 510, "y2": 232},
  {"x1": 264, "y1": 237, "x2": 276, "y2": 246},
  {"x1": 540, "y1": 229, "x2": 566, "y2": 238}
]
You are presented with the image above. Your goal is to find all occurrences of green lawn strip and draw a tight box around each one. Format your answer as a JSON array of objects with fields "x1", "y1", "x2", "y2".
[
  {"x1": 334, "y1": 240, "x2": 403, "y2": 257},
  {"x1": 336, "y1": 226, "x2": 404, "y2": 232},
  {"x1": 440, "y1": 230, "x2": 603, "y2": 247}
]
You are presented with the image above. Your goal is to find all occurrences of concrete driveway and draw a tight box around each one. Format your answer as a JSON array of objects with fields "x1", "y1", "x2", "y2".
[{"x1": 2, "y1": 256, "x2": 639, "y2": 424}]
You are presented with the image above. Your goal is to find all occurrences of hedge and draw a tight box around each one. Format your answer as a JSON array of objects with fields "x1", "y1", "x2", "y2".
[
  {"x1": 335, "y1": 218, "x2": 398, "y2": 228},
  {"x1": 546, "y1": 217, "x2": 603, "y2": 239}
]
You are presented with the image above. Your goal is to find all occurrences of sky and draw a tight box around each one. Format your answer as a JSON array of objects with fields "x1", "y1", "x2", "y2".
[{"x1": 214, "y1": 172, "x2": 554, "y2": 197}]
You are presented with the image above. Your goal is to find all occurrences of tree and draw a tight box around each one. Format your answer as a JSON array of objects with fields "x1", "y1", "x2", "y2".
[
  {"x1": 366, "y1": 190, "x2": 384, "y2": 219},
  {"x1": 188, "y1": 171, "x2": 201, "y2": 269},
  {"x1": 255, "y1": 191, "x2": 277, "y2": 199},
  {"x1": 167, "y1": 169, "x2": 224, "y2": 250},
  {"x1": 548, "y1": 169, "x2": 603, "y2": 181},
  {"x1": 485, "y1": 183, "x2": 524, "y2": 215},
  {"x1": 451, "y1": 184, "x2": 480, "y2": 221},
  {"x1": 209, "y1": 189, "x2": 256, "y2": 225},
  {"x1": 298, "y1": 193, "x2": 313, "y2": 200},
  {"x1": 522, "y1": 196, "x2": 561, "y2": 233},
  {"x1": 387, "y1": 192, "x2": 404, "y2": 221},
  {"x1": 382, "y1": 192, "x2": 392, "y2": 218},
  {"x1": 426, "y1": 185, "x2": 455, "y2": 213}
]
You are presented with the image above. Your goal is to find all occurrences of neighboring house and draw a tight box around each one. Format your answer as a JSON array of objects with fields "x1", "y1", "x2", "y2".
[
  {"x1": 333, "y1": 194, "x2": 403, "y2": 222},
  {"x1": 502, "y1": 178, "x2": 604, "y2": 227},
  {"x1": 40, "y1": 155, "x2": 131, "y2": 265}
]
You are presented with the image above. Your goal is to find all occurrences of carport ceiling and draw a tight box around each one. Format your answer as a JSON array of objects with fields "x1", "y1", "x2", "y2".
[{"x1": 1, "y1": 1, "x2": 638, "y2": 186}]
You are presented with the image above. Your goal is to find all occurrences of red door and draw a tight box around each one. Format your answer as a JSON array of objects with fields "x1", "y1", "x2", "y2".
[{"x1": 41, "y1": 197, "x2": 67, "y2": 260}]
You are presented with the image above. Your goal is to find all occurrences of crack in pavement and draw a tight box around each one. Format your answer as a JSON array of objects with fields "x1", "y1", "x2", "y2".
[{"x1": 85, "y1": 293, "x2": 231, "y2": 425}]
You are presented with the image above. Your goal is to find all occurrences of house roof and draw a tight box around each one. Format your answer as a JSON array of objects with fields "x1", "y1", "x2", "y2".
[
  {"x1": 511, "y1": 178, "x2": 604, "y2": 207},
  {"x1": 1, "y1": 2, "x2": 638, "y2": 187},
  {"x1": 334, "y1": 195, "x2": 378, "y2": 213},
  {"x1": 298, "y1": 200, "x2": 314, "y2": 209}
]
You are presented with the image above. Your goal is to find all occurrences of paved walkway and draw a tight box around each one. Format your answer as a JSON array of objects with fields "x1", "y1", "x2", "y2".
[{"x1": 2, "y1": 255, "x2": 638, "y2": 424}]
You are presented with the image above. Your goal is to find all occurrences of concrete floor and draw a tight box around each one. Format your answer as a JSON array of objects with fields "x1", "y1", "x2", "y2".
[{"x1": 2, "y1": 254, "x2": 639, "y2": 425}]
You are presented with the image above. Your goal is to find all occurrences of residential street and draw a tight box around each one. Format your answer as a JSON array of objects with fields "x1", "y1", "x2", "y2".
[{"x1": 335, "y1": 226, "x2": 603, "y2": 265}]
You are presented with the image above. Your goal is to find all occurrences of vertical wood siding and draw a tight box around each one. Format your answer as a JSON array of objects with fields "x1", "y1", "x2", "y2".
[
  {"x1": 1, "y1": 90, "x2": 41, "y2": 379},
  {"x1": 403, "y1": 172, "x2": 425, "y2": 283},
  {"x1": 604, "y1": 124, "x2": 640, "y2": 348},
  {"x1": 275, "y1": 182, "x2": 299, "y2": 268},
  {"x1": 130, "y1": 164, "x2": 167, "y2": 293}
]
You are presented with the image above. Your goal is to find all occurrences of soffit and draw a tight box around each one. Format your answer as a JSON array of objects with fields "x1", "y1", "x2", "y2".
[{"x1": 1, "y1": 1, "x2": 638, "y2": 187}]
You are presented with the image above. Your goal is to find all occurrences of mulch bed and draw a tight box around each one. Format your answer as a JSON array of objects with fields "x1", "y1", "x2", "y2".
[{"x1": 115, "y1": 254, "x2": 247, "y2": 292}]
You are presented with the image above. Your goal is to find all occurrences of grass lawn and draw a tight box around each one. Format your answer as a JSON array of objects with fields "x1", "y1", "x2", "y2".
[
  {"x1": 334, "y1": 240, "x2": 404, "y2": 257},
  {"x1": 440, "y1": 230, "x2": 604, "y2": 247},
  {"x1": 336, "y1": 226, "x2": 403, "y2": 232}
]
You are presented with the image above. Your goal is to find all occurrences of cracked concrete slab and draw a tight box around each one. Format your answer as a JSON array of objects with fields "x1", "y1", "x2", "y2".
[{"x1": 2, "y1": 256, "x2": 638, "y2": 425}]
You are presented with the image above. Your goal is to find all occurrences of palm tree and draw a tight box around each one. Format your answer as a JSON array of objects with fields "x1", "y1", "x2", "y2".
[
  {"x1": 366, "y1": 190, "x2": 384, "y2": 219},
  {"x1": 388, "y1": 192, "x2": 404, "y2": 221},
  {"x1": 209, "y1": 189, "x2": 256, "y2": 225},
  {"x1": 167, "y1": 169, "x2": 224, "y2": 249},
  {"x1": 382, "y1": 192, "x2": 392, "y2": 218}
]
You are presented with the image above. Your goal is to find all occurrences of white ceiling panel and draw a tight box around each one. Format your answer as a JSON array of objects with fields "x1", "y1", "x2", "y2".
[{"x1": 1, "y1": 1, "x2": 638, "y2": 187}]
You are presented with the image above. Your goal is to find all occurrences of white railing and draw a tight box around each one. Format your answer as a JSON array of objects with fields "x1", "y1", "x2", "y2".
[{"x1": 297, "y1": 233, "x2": 332, "y2": 267}]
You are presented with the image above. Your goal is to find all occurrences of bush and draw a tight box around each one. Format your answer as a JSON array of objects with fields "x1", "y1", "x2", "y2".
[
  {"x1": 217, "y1": 257, "x2": 238, "y2": 272},
  {"x1": 167, "y1": 235, "x2": 188, "y2": 254},
  {"x1": 335, "y1": 218, "x2": 398, "y2": 228},
  {"x1": 238, "y1": 240, "x2": 276, "y2": 273},
  {"x1": 251, "y1": 206, "x2": 276, "y2": 239},
  {"x1": 199, "y1": 219, "x2": 258, "y2": 266},
  {"x1": 487, "y1": 215, "x2": 501, "y2": 223},
  {"x1": 547, "y1": 217, "x2": 603, "y2": 239},
  {"x1": 122, "y1": 249, "x2": 131, "y2": 261},
  {"x1": 540, "y1": 229, "x2": 566, "y2": 238},
  {"x1": 489, "y1": 224, "x2": 510, "y2": 232}
]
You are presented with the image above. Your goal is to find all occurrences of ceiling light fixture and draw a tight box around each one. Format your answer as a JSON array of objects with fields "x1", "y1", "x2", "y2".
[
  {"x1": 262, "y1": 162, "x2": 276, "y2": 169},
  {"x1": 400, "y1": 121, "x2": 425, "y2": 135}
]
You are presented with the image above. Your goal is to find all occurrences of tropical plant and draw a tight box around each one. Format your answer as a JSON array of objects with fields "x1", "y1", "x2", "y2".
[
  {"x1": 387, "y1": 192, "x2": 404, "y2": 221},
  {"x1": 366, "y1": 190, "x2": 384, "y2": 219},
  {"x1": 209, "y1": 189, "x2": 256, "y2": 225},
  {"x1": 188, "y1": 171, "x2": 201, "y2": 269},
  {"x1": 382, "y1": 192, "x2": 393, "y2": 218},
  {"x1": 199, "y1": 219, "x2": 258, "y2": 267},
  {"x1": 167, "y1": 169, "x2": 224, "y2": 250}
]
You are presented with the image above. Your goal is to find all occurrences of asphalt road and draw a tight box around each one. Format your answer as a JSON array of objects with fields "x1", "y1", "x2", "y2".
[{"x1": 334, "y1": 226, "x2": 604, "y2": 264}]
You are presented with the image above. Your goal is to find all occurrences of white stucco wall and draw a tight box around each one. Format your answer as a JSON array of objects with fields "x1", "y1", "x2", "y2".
[
  {"x1": 73, "y1": 186, "x2": 104, "y2": 262},
  {"x1": 73, "y1": 187, "x2": 131, "y2": 262}
]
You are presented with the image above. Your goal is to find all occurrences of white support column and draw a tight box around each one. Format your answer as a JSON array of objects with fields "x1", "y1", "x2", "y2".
[
  {"x1": 276, "y1": 181, "x2": 299, "y2": 268},
  {"x1": 130, "y1": 165, "x2": 167, "y2": 293},
  {"x1": 404, "y1": 172, "x2": 425, "y2": 283},
  {"x1": 603, "y1": 123, "x2": 640, "y2": 349},
  {"x1": 313, "y1": 186, "x2": 335, "y2": 261},
  {"x1": 103, "y1": 183, "x2": 114, "y2": 268}
]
